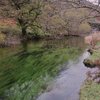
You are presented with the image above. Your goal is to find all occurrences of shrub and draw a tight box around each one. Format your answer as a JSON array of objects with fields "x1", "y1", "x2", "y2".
[
  {"x1": 0, "y1": 26, "x2": 21, "y2": 35},
  {"x1": 79, "y1": 22, "x2": 92, "y2": 34},
  {"x1": 0, "y1": 32, "x2": 6, "y2": 43}
]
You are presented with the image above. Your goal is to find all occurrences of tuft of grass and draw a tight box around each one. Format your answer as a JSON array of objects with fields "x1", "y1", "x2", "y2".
[
  {"x1": 90, "y1": 51, "x2": 100, "y2": 61},
  {"x1": 80, "y1": 80, "x2": 100, "y2": 100}
]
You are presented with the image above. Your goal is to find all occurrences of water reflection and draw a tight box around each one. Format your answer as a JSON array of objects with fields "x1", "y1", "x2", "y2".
[{"x1": 0, "y1": 37, "x2": 86, "y2": 100}]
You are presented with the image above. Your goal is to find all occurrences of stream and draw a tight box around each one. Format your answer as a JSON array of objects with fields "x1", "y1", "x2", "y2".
[
  {"x1": 37, "y1": 51, "x2": 90, "y2": 100},
  {"x1": 0, "y1": 37, "x2": 89, "y2": 100}
]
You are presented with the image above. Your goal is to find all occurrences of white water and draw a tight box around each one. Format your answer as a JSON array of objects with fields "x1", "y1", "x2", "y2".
[{"x1": 37, "y1": 51, "x2": 90, "y2": 100}]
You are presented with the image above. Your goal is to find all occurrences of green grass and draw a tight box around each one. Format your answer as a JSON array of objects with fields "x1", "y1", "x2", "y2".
[
  {"x1": 89, "y1": 50, "x2": 100, "y2": 61},
  {"x1": 80, "y1": 80, "x2": 100, "y2": 100},
  {"x1": 0, "y1": 38, "x2": 85, "y2": 100},
  {"x1": 80, "y1": 42, "x2": 100, "y2": 100},
  {"x1": 0, "y1": 47, "x2": 81, "y2": 99}
]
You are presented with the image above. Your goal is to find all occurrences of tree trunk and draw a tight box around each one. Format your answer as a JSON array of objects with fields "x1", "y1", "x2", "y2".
[
  {"x1": 22, "y1": 27, "x2": 27, "y2": 38},
  {"x1": 21, "y1": 27, "x2": 28, "y2": 47},
  {"x1": 17, "y1": 18, "x2": 27, "y2": 38}
]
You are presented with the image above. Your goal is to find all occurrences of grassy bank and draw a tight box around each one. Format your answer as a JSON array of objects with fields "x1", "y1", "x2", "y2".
[
  {"x1": 80, "y1": 41, "x2": 100, "y2": 100},
  {"x1": 80, "y1": 79, "x2": 100, "y2": 100},
  {"x1": 83, "y1": 42, "x2": 100, "y2": 67}
]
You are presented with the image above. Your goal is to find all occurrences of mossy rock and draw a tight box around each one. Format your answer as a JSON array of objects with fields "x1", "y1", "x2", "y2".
[
  {"x1": 83, "y1": 59, "x2": 96, "y2": 68},
  {"x1": 84, "y1": 47, "x2": 100, "y2": 68}
]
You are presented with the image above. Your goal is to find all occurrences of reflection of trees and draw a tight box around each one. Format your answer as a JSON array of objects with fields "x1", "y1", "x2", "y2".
[
  {"x1": 42, "y1": 37, "x2": 85, "y2": 49},
  {"x1": 21, "y1": 40, "x2": 28, "y2": 52}
]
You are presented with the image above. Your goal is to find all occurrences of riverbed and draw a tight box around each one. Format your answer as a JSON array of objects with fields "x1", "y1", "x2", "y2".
[{"x1": 0, "y1": 37, "x2": 88, "y2": 100}]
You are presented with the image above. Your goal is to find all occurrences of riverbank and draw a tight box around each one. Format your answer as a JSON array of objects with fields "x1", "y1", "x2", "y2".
[
  {"x1": 0, "y1": 37, "x2": 86, "y2": 100},
  {"x1": 0, "y1": 31, "x2": 87, "y2": 47},
  {"x1": 80, "y1": 34, "x2": 100, "y2": 100},
  {"x1": 80, "y1": 76, "x2": 100, "y2": 100},
  {"x1": 0, "y1": 17, "x2": 91, "y2": 47},
  {"x1": 37, "y1": 51, "x2": 89, "y2": 100}
]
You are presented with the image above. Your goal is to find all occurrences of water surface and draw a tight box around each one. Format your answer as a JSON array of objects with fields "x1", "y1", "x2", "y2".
[
  {"x1": 37, "y1": 51, "x2": 90, "y2": 100},
  {"x1": 0, "y1": 37, "x2": 86, "y2": 100}
]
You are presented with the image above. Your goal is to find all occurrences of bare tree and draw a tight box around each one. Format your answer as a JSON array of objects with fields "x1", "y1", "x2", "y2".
[{"x1": 65, "y1": 0, "x2": 100, "y2": 20}]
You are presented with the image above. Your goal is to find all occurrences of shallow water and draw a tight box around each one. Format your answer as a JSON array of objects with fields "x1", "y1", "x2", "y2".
[
  {"x1": 37, "y1": 51, "x2": 90, "y2": 100},
  {"x1": 0, "y1": 37, "x2": 87, "y2": 100}
]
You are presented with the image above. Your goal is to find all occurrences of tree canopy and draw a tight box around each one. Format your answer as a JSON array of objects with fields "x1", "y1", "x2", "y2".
[{"x1": 0, "y1": 0, "x2": 43, "y2": 38}]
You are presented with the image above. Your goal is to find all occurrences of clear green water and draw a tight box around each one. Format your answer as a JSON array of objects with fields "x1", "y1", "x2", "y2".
[{"x1": 0, "y1": 37, "x2": 86, "y2": 100}]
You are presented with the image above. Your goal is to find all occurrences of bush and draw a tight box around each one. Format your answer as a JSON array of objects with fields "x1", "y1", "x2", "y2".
[
  {"x1": 0, "y1": 26, "x2": 21, "y2": 35},
  {"x1": 79, "y1": 22, "x2": 92, "y2": 34},
  {"x1": 0, "y1": 32, "x2": 6, "y2": 43}
]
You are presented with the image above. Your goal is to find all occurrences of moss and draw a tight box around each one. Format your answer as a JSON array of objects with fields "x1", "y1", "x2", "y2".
[
  {"x1": 83, "y1": 59, "x2": 96, "y2": 68},
  {"x1": 90, "y1": 51, "x2": 100, "y2": 61}
]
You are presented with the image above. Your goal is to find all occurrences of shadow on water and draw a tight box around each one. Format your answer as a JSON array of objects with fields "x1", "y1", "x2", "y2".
[{"x1": 0, "y1": 37, "x2": 86, "y2": 100}]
